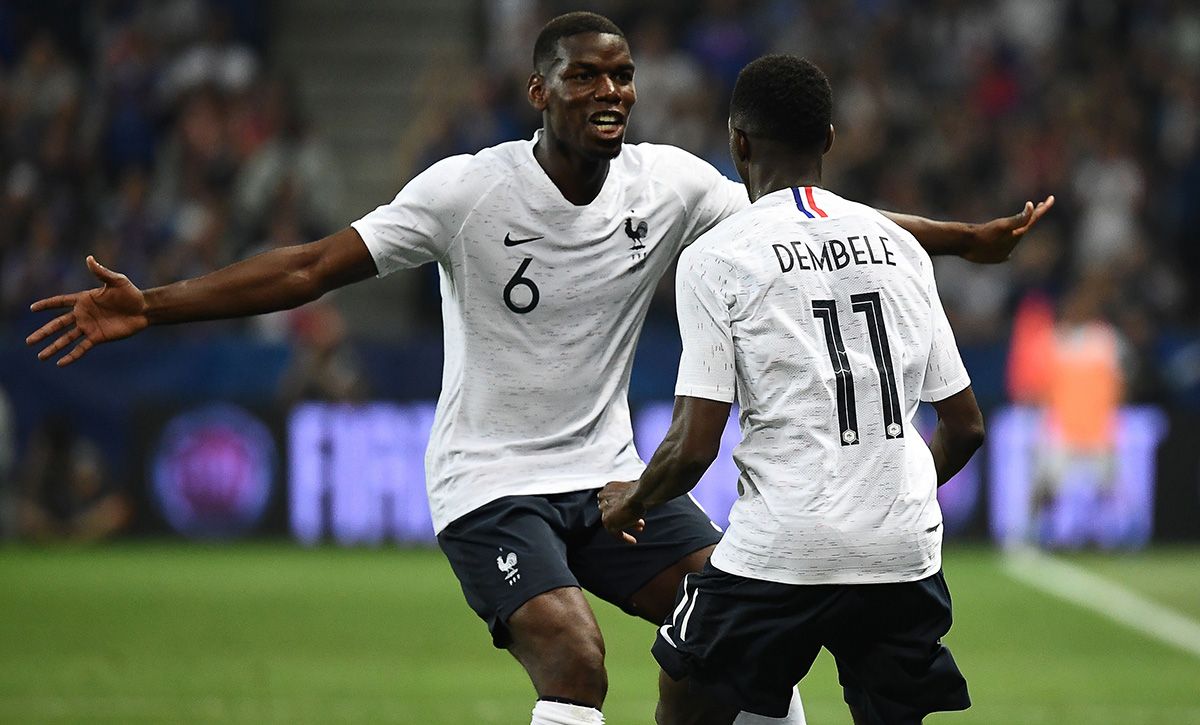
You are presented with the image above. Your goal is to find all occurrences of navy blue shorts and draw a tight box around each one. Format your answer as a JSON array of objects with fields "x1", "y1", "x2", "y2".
[
  {"x1": 652, "y1": 562, "x2": 970, "y2": 723},
  {"x1": 437, "y1": 490, "x2": 722, "y2": 648}
]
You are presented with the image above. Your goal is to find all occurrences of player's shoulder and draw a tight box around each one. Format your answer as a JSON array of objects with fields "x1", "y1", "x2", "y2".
[
  {"x1": 411, "y1": 140, "x2": 534, "y2": 204},
  {"x1": 433, "y1": 139, "x2": 533, "y2": 181},
  {"x1": 679, "y1": 210, "x2": 747, "y2": 269},
  {"x1": 619, "y1": 141, "x2": 723, "y2": 182}
]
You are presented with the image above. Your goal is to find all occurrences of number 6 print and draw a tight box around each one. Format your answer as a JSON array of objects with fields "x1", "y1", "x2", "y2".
[
  {"x1": 504, "y1": 258, "x2": 540, "y2": 314},
  {"x1": 812, "y1": 291, "x2": 903, "y2": 446}
]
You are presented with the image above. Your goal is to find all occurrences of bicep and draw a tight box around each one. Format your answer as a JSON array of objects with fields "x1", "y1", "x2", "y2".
[
  {"x1": 930, "y1": 385, "x2": 983, "y2": 433},
  {"x1": 670, "y1": 395, "x2": 732, "y2": 461},
  {"x1": 309, "y1": 227, "x2": 380, "y2": 293}
]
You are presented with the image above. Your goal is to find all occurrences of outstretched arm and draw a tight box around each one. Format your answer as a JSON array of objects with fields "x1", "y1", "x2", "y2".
[
  {"x1": 27, "y1": 227, "x2": 378, "y2": 366},
  {"x1": 598, "y1": 396, "x2": 730, "y2": 543},
  {"x1": 883, "y1": 195, "x2": 1055, "y2": 263}
]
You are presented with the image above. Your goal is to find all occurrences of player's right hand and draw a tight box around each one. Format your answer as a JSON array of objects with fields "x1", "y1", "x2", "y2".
[
  {"x1": 963, "y1": 195, "x2": 1055, "y2": 263},
  {"x1": 598, "y1": 480, "x2": 646, "y2": 544},
  {"x1": 26, "y1": 256, "x2": 149, "y2": 366}
]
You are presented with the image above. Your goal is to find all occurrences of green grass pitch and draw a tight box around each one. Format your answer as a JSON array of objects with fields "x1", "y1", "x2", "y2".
[{"x1": 2, "y1": 544, "x2": 1199, "y2": 723}]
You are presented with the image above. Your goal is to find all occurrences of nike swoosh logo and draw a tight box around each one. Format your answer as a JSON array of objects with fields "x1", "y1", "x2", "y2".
[{"x1": 504, "y1": 233, "x2": 544, "y2": 247}]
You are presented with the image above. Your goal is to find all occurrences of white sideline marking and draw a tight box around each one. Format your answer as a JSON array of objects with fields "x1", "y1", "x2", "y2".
[{"x1": 1002, "y1": 548, "x2": 1200, "y2": 660}]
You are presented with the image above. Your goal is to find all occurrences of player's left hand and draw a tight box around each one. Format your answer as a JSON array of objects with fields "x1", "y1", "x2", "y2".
[
  {"x1": 964, "y1": 195, "x2": 1055, "y2": 263},
  {"x1": 598, "y1": 481, "x2": 646, "y2": 544}
]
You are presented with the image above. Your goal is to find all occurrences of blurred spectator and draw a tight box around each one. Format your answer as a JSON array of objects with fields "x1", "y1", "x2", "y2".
[
  {"x1": 158, "y1": 6, "x2": 258, "y2": 103},
  {"x1": 1029, "y1": 278, "x2": 1127, "y2": 546},
  {"x1": 1071, "y1": 131, "x2": 1145, "y2": 274},
  {"x1": 278, "y1": 302, "x2": 368, "y2": 406},
  {"x1": 16, "y1": 416, "x2": 130, "y2": 543},
  {"x1": 6, "y1": 31, "x2": 80, "y2": 151},
  {"x1": 233, "y1": 77, "x2": 343, "y2": 237},
  {"x1": 625, "y1": 16, "x2": 706, "y2": 150},
  {"x1": 1006, "y1": 292, "x2": 1057, "y2": 406},
  {"x1": 684, "y1": 0, "x2": 762, "y2": 94}
]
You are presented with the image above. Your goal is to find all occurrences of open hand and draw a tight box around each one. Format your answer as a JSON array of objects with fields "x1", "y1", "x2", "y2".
[
  {"x1": 598, "y1": 480, "x2": 646, "y2": 544},
  {"x1": 26, "y1": 256, "x2": 149, "y2": 366},
  {"x1": 964, "y1": 195, "x2": 1055, "y2": 264}
]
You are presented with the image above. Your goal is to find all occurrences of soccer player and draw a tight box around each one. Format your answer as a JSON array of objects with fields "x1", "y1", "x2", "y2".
[
  {"x1": 599, "y1": 55, "x2": 986, "y2": 724},
  {"x1": 28, "y1": 13, "x2": 1042, "y2": 725}
]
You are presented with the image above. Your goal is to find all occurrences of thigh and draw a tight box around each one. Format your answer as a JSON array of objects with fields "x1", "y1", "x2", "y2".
[
  {"x1": 436, "y1": 496, "x2": 579, "y2": 648},
  {"x1": 829, "y1": 571, "x2": 971, "y2": 725},
  {"x1": 570, "y1": 492, "x2": 723, "y2": 619},
  {"x1": 650, "y1": 563, "x2": 825, "y2": 719}
]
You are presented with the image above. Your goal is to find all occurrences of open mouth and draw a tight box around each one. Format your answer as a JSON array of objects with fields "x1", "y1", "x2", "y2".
[{"x1": 589, "y1": 111, "x2": 626, "y2": 137}]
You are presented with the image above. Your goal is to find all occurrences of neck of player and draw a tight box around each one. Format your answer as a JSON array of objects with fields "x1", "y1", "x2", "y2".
[
  {"x1": 742, "y1": 138, "x2": 823, "y2": 203},
  {"x1": 534, "y1": 133, "x2": 611, "y2": 206}
]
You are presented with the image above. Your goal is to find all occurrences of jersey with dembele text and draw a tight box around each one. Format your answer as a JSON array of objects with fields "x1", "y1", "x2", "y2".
[
  {"x1": 674, "y1": 186, "x2": 970, "y2": 585},
  {"x1": 352, "y1": 133, "x2": 746, "y2": 532}
]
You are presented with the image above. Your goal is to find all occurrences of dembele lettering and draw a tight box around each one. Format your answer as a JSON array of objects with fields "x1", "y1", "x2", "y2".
[{"x1": 772, "y1": 235, "x2": 896, "y2": 273}]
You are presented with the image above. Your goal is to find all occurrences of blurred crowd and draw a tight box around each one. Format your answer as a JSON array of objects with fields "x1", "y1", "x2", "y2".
[
  {"x1": 0, "y1": 0, "x2": 353, "y2": 540},
  {"x1": 4, "y1": 0, "x2": 1199, "y2": 356},
  {"x1": 2, "y1": 0, "x2": 1198, "y2": 543},
  {"x1": 0, "y1": 0, "x2": 345, "y2": 344},
  {"x1": 457, "y1": 0, "x2": 1199, "y2": 402}
]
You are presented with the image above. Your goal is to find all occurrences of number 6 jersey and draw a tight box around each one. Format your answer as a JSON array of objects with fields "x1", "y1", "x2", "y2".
[
  {"x1": 673, "y1": 186, "x2": 971, "y2": 585},
  {"x1": 351, "y1": 133, "x2": 747, "y2": 532}
]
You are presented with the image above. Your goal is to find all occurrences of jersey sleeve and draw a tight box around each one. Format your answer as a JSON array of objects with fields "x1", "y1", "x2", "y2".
[
  {"x1": 350, "y1": 155, "x2": 475, "y2": 276},
  {"x1": 921, "y1": 273, "x2": 972, "y2": 402},
  {"x1": 674, "y1": 247, "x2": 738, "y2": 403},
  {"x1": 655, "y1": 145, "x2": 749, "y2": 246}
]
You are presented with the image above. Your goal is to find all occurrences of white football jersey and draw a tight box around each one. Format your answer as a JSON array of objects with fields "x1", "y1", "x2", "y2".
[
  {"x1": 352, "y1": 133, "x2": 747, "y2": 531},
  {"x1": 675, "y1": 186, "x2": 970, "y2": 585}
]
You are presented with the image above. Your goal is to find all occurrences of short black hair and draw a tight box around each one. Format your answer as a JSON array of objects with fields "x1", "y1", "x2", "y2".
[
  {"x1": 730, "y1": 55, "x2": 832, "y2": 151},
  {"x1": 533, "y1": 12, "x2": 625, "y2": 73}
]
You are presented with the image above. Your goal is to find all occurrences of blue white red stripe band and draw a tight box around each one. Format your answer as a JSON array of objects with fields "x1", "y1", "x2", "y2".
[{"x1": 791, "y1": 186, "x2": 828, "y2": 219}]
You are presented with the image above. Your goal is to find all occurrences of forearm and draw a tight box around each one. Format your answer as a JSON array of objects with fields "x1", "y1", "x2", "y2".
[
  {"x1": 145, "y1": 245, "x2": 325, "y2": 324},
  {"x1": 881, "y1": 211, "x2": 976, "y2": 257},
  {"x1": 630, "y1": 433, "x2": 713, "y2": 511},
  {"x1": 144, "y1": 229, "x2": 375, "y2": 325}
]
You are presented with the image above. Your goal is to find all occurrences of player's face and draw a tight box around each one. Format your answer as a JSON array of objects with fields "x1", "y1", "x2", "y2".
[{"x1": 530, "y1": 33, "x2": 636, "y2": 160}]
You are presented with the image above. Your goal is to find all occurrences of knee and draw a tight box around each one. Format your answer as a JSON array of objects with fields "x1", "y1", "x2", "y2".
[
  {"x1": 518, "y1": 617, "x2": 607, "y2": 703},
  {"x1": 543, "y1": 622, "x2": 607, "y2": 696},
  {"x1": 508, "y1": 589, "x2": 609, "y2": 704}
]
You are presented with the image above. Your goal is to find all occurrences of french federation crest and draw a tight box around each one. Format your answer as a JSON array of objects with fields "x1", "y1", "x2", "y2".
[
  {"x1": 497, "y1": 549, "x2": 521, "y2": 585},
  {"x1": 624, "y1": 217, "x2": 648, "y2": 250}
]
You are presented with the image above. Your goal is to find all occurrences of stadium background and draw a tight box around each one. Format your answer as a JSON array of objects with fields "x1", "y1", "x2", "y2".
[{"x1": 1, "y1": 0, "x2": 1199, "y2": 722}]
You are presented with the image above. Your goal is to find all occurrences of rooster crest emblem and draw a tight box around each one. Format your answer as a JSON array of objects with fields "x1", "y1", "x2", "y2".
[
  {"x1": 497, "y1": 550, "x2": 520, "y2": 585},
  {"x1": 624, "y1": 218, "x2": 648, "y2": 250}
]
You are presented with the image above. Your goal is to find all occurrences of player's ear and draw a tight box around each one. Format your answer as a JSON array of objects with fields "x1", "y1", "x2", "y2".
[
  {"x1": 824, "y1": 124, "x2": 835, "y2": 155},
  {"x1": 528, "y1": 73, "x2": 547, "y2": 112},
  {"x1": 732, "y1": 128, "x2": 751, "y2": 164}
]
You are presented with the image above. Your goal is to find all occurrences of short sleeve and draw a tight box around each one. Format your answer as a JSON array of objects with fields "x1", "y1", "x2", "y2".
[
  {"x1": 674, "y1": 248, "x2": 738, "y2": 403},
  {"x1": 653, "y1": 146, "x2": 749, "y2": 246},
  {"x1": 921, "y1": 279, "x2": 971, "y2": 402},
  {"x1": 350, "y1": 155, "x2": 475, "y2": 277}
]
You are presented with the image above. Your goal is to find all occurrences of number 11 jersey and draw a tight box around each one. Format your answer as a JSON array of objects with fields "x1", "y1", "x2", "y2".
[
  {"x1": 674, "y1": 186, "x2": 971, "y2": 585},
  {"x1": 351, "y1": 133, "x2": 746, "y2": 532}
]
